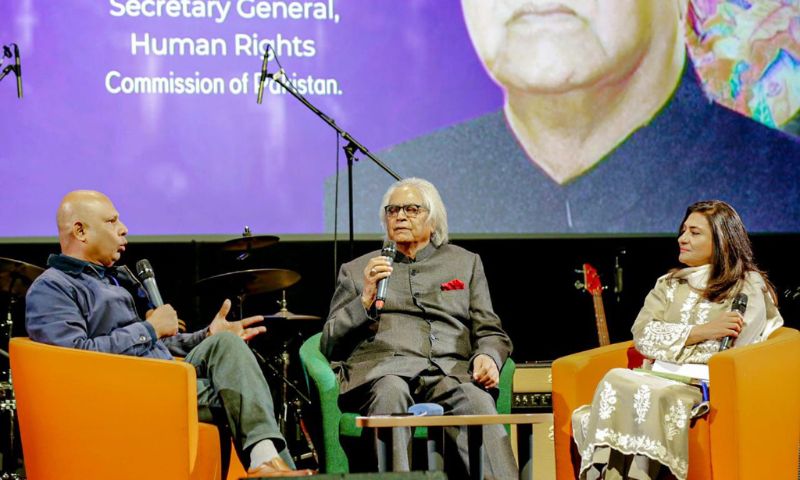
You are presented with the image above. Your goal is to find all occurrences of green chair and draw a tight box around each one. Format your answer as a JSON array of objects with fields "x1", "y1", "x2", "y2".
[{"x1": 298, "y1": 331, "x2": 516, "y2": 473}]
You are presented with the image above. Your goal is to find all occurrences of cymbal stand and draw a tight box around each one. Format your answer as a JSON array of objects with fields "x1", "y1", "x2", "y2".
[
  {"x1": 280, "y1": 346, "x2": 289, "y2": 433},
  {"x1": 249, "y1": 346, "x2": 312, "y2": 409},
  {"x1": 291, "y1": 396, "x2": 319, "y2": 465},
  {"x1": 276, "y1": 291, "x2": 290, "y2": 315},
  {"x1": 0, "y1": 302, "x2": 10, "y2": 365},
  {"x1": 236, "y1": 226, "x2": 253, "y2": 261},
  {"x1": 1, "y1": 296, "x2": 13, "y2": 378},
  {"x1": 234, "y1": 292, "x2": 247, "y2": 322},
  {"x1": 249, "y1": 344, "x2": 317, "y2": 465},
  {"x1": 0, "y1": 294, "x2": 21, "y2": 479}
]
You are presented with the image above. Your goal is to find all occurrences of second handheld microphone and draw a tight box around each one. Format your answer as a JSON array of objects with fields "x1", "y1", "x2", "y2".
[
  {"x1": 374, "y1": 241, "x2": 397, "y2": 311},
  {"x1": 720, "y1": 293, "x2": 747, "y2": 351},
  {"x1": 135, "y1": 259, "x2": 164, "y2": 307},
  {"x1": 256, "y1": 45, "x2": 270, "y2": 104}
]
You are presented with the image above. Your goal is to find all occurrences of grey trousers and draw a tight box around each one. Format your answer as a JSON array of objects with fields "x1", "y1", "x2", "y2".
[
  {"x1": 184, "y1": 332, "x2": 293, "y2": 467},
  {"x1": 340, "y1": 370, "x2": 518, "y2": 480}
]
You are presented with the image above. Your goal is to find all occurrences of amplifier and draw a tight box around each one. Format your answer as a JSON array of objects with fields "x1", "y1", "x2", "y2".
[
  {"x1": 511, "y1": 361, "x2": 554, "y2": 479},
  {"x1": 512, "y1": 361, "x2": 553, "y2": 412}
]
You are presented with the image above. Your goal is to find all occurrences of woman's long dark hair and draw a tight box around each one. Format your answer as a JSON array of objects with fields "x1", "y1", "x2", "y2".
[{"x1": 676, "y1": 200, "x2": 775, "y2": 303}]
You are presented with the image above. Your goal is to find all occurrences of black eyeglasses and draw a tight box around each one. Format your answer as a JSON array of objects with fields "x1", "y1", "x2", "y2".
[{"x1": 384, "y1": 204, "x2": 427, "y2": 218}]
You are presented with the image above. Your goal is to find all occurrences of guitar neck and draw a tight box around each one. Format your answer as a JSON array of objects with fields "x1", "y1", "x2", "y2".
[{"x1": 592, "y1": 291, "x2": 610, "y2": 346}]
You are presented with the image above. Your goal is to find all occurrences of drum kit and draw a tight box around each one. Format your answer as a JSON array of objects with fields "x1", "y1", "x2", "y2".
[
  {"x1": 0, "y1": 232, "x2": 323, "y2": 476},
  {"x1": 198, "y1": 233, "x2": 322, "y2": 467}
]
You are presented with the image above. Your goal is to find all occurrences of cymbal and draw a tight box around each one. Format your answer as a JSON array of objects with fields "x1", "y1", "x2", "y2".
[
  {"x1": 222, "y1": 235, "x2": 279, "y2": 252},
  {"x1": 263, "y1": 310, "x2": 321, "y2": 321},
  {"x1": 0, "y1": 257, "x2": 45, "y2": 297},
  {"x1": 196, "y1": 268, "x2": 300, "y2": 296}
]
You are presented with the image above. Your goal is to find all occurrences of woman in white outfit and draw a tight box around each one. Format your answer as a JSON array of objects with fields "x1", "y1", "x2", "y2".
[{"x1": 572, "y1": 200, "x2": 783, "y2": 480}]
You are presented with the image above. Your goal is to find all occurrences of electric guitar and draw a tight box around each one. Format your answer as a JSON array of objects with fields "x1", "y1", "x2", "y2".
[{"x1": 575, "y1": 263, "x2": 611, "y2": 346}]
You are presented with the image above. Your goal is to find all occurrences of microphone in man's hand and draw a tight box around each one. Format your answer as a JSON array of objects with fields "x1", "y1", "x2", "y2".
[
  {"x1": 256, "y1": 45, "x2": 270, "y2": 104},
  {"x1": 374, "y1": 241, "x2": 397, "y2": 311},
  {"x1": 13, "y1": 44, "x2": 21, "y2": 99},
  {"x1": 135, "y1": 259, "x2": 164, "y2": 307},
  {"x1": 720, "y1": 293, "x2": 747, "y2": 351}
]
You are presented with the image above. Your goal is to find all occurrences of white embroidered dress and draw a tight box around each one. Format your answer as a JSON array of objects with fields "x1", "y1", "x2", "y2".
[{"x1": 572, "y1": 265, "x2": 783, "y2": 480}]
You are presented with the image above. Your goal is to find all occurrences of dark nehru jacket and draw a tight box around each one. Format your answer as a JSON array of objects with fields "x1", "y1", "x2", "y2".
[
  {"x1": 321, "y1": 243, "x2": 512, "y2": 395},
  {"x1": 324, "y1": 65, "x2": 800, "y2": 234}
]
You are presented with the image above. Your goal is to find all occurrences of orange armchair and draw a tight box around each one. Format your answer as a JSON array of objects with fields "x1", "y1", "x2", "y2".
[
  {"x1": 552, "y1": 327, "x2": 800, "y2": 480},
  {"x1": 10, "y1": 337, "x2": 246, "y2": 480}
]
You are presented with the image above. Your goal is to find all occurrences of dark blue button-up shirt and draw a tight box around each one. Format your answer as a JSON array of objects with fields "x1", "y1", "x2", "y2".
[{"x1": 25, "y1": 254, "x2": 204, "y2": 359}]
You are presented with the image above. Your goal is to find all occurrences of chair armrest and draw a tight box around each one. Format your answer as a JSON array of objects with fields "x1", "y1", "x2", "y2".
[
  {"x1": 497, "y1": 357, "x2": 515, "y2": 415},
  {"x1": 10, "y1": 338, "x2": 200, "y2": 479},
  {"x1": 299, "y1": 333, "x2": 348, "y2": 473},
  {"x1": 707, "y1": 327, "x2": 800, "y2": 480},
  {"x1": 299, "y1": 333, "x2": 340, "y2": 404},
  {"x1": 552, "y1": 341, "x2": 632, "y2": 480}
]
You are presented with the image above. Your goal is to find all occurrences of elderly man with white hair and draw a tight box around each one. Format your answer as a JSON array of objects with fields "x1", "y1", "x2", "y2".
[{"x1": 321, "y1": 178, "x2": 517, "y2": 479}]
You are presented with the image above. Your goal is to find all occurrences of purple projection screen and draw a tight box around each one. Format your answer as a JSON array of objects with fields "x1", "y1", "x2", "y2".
[
  {"x1": 1, "y1": 1, "x2": 799, "y2": 236},
  {"x1": 0, "y1": 1, "x2": 501, "y2": 236}
]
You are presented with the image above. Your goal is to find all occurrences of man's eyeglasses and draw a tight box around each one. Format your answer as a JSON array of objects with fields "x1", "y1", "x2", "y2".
[{"x1": 384, "y1": 204, "x2": 427, "y2": 218}]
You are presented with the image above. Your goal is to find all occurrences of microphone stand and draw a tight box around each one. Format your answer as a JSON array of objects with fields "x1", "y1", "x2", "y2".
[{"x1": 264, "y1": 69, "x2": 401, "y2": 259}]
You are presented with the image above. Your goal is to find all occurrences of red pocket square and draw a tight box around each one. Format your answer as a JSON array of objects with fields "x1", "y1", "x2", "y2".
[{"x1": 440, "y1": 279, "x2": 465, "y2": 291}]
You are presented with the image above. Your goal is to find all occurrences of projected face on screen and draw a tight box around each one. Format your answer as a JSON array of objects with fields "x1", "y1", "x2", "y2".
[
  {"x1": 459, "y1": 0, "x2": 688, "y2": 184},
  {"x1": 323, "y1": 0, "x2": 800, "y2": 235},
  {"x1": 460, "y1": 0, "x2": 675, "y2": 93}
]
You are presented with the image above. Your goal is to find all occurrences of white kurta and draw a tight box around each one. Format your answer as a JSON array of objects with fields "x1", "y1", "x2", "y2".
[{"x1": 572, "y1": 266, "x2": 783, "y2": 480}]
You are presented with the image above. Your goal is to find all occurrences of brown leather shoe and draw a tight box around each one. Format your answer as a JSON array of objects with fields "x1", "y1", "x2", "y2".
[{"x1": 246, "y1": 456, "x2": 315, "y2": 477}]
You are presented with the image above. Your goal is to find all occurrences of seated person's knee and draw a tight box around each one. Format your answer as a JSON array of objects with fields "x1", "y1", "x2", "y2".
[
  {"x1": 369, "y1": 376, "x2": 412, "y2": 412},
  {"x1": 207, "y1": 331, "x2": 246, "y2": 349},
  {"x1": 461, "y1": 383, "x2": 499, "y2": 414}
]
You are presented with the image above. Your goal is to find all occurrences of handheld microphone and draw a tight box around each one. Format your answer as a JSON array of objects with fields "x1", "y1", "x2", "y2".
[
  {"x1": 256, "y1": 45, "x2": 270, "y2": 104},
  {"x1": 720, "y1": 293, "x2": 747, "y2": 351},
  {"x1": 135, "y1": 259, "x2": 164, "y2": 307},
  {"x1": 374, "y1": 241, "x2": 396, "y2": 311},
  {"x1": 13, "y1": 44, "x2": 21, "y2": 99}
]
